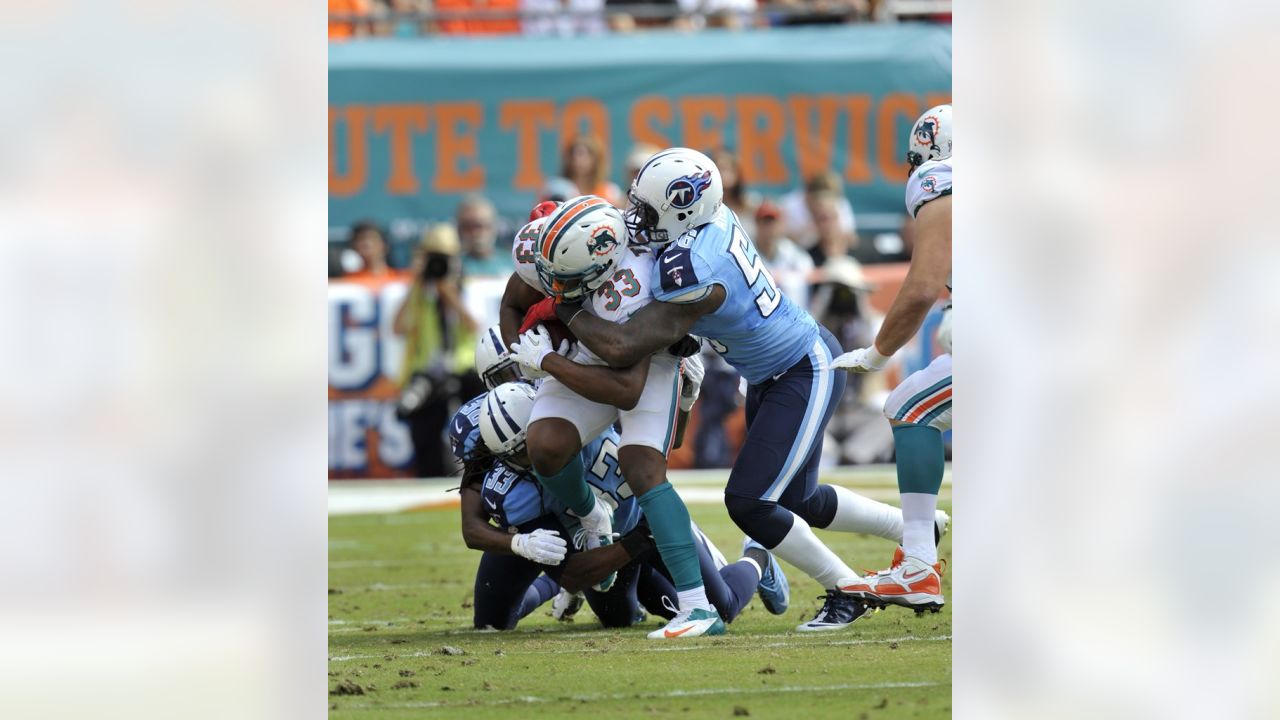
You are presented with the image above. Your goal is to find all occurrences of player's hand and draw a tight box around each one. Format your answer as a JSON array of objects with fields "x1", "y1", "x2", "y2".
[
  {"x1": 529, "y1": 200, "x2": 560, "y2": 221},
  {"x1": 511, "y1": 528, "x2": 567, "y2": 565},
  {"x1": 679, "y1": 354, "x2": 704, "y2": 412},
  {"x1": 519, "y1": 296, "x2": 558, "y2": 335},
  {"x1": 830, "y1": 346, "x2": 891, "y2": 373},
  {"x1": 510, "y1": 325, "x2": 570, "y2": 373},
  {"x1": 935, "y1": 305, "x2": 952, "y2": 354}
]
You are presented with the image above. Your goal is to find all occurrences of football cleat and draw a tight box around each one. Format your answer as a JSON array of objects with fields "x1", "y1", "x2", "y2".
[
  {"x1": 742, "y1": 537, "x2": 789, "y2": 615},
  {"x1": 838, "y1": 554, "x2": 946, "y2": 614},
  {"x1": 647, "y1": 607, "x2": 726, "y2": 640},
  {"x1": 935, "y1": 509, "x2": 950, "y2": 544},
  {"x1": 796, "y1": 590, "x2": 872, "y2": 632},
  {"x1": 549, "y1": 589, "x2": 584, "y2": 621}
]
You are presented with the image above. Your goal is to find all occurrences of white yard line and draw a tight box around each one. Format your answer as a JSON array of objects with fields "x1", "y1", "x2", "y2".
[
  {"x1": 328, "y1": 634, "x2": 950, "y2": 662},
  {"x1": 337, "y1": 679, "x2": 947, "y2": 710}
]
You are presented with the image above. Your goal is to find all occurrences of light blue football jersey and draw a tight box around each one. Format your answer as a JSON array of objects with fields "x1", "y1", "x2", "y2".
[
  {"x1": 651, "y1": 206, "x2": 819, "y2": 384},
  {"x1": 479, "y1": 426, "x2": 639, "y2": 536}
]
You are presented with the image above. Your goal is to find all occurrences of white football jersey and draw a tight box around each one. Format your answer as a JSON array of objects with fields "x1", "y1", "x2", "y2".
[
  {"x1": 575, "y1": 244, "x2": 657, "y2": 365},
  {"x1": 511, "y1": 217, "x2": 546, "y2": 292},
  {"x1": 905, "y1": 157, "x2": 952, "y2": 219}
]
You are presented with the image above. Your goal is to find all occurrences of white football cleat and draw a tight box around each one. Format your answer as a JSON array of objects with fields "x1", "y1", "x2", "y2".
[
  {"x1": 838, "y1": 554, "x2": 946, "y2": 615},
  {"x1": 549, "y1": 589, "x2": 584, "y2": 621}
]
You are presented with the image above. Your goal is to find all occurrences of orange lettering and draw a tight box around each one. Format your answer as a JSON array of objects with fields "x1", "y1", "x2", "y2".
[
  {"x1": 877, "y1": 93, "x2": 920, "y2": 183},
  {"x1": 925, "y1": 92, "x2": 952, "y2": 110},
  {"x1": 500, "y1": 100, "x2": 556, "y2": 190},
  {"x1": 630, "y1": 96, "x2": 673, "y2": 149},
  {"x1": 734, "y1": 96, "x2": 786, "y2": 184},
  {"x1": 372, "y1": 104, "x2": 429, "y2": 195},
  {"x1": 560, "y1": 98, "x2": 610, "y2": 150},
  {"x1": 679, "y1": 96, "x2": 728, "y2": 153},
  {"x1": 329, "y1": 105, "x2": 369, "y2": 197},
  {"x1": 844, "y1": 95, "x2": 873, "y2": 184},
  {"x1": 789, "y1": 95, "x2": 841, "y2": 182},
  {"x1": 434, "y1": 101, "x2": 485, "y2": 192}
]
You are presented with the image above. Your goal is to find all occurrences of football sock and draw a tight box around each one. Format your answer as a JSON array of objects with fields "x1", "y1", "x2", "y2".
[
  {"x1": 770, "y1": 512, "x2": 858, "y2": 589},
  {"x1": 893, "y1": 424, "x2": 945, "y2": 565},
  {"x1": 517, "y1": 575, "x2": 560, "y2": 620},
  {"x1": 743, "y1": 546, "x2": 770, "y2": 573},
  {"x1": 717, "y1": 561, "x2": 763, "y2": 620},
  {"x1": 534, "y1": 453, "x2": 593, "y2": 518},
  {"x1": 822, "y1": 484, "x2": 904, "y2": 541},
  {"x1": 637, "y1": 482, "x2": 709, "y2": 607}
]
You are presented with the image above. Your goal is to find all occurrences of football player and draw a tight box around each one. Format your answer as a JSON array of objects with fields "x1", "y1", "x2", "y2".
[
  {"x1": 504, "y1": 197, "x2": 763, "y2": 639},
  {"x1": 832, "y1": 105, "x2": 953, "y2": 614},
  {"x1": 552, "y1": 149, "x2": 920, "y2": 631}
]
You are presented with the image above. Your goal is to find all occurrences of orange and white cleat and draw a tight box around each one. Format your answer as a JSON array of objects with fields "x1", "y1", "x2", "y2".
[{"x1": 837, "y1": 554, "x2": 946, "y2": 615}]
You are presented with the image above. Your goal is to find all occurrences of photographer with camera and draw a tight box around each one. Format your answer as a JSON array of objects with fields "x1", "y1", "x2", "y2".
[{"x1": 393, "y1": 223, "x2": 484, "y2": 477}]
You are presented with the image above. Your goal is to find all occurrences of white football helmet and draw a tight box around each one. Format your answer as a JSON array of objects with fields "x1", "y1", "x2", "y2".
[
  {"x1": 478, "y1": 381, "x2": 537, "y2": 461},
  {"x1": 625, "y1": 147, "x2": 723, "y2": 247},
  {"x1": 534, "y1": 195, "x2": 627, "y2": 301},
  {"x1": 475, "y1": 325, "x2": 522, "y2": 390},
  {"x1": 907, "y1": 104, "x2": 952, "y2": 172}
]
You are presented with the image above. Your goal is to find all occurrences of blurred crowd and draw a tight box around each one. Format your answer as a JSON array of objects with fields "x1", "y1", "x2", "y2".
[
  {"x1": 331, "y1": 137, "x2": 920, "y2": 474},
  {"x1": 328, "y1": 0, "x2": 950, "y2": 39}
]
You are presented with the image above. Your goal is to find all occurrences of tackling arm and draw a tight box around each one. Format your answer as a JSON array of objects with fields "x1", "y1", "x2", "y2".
[
  {"x1": 554, "y1": 286, "x2": 725, "y2": 368},
  {"x1": 539, "y1": 354, "x2": 651, "y2": 411},
  {"x1": 458, "y1": 488, "x2": 517, "y2": 554},
  {"x1": 873, "y1": 195, "x2": 951, "y2": 356}
]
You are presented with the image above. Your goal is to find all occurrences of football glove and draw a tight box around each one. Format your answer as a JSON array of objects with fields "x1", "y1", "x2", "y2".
[
  {"x1": 510, "y1": 325, "x2": 573, "y2": 373},
  {"x1": 679, "y1": 354, "x2": 704, "y2": 412},
  {"x1": 936, "y1": 305, "x2": 952, "y2": 353},
  {"x1": 511, "y1": 528, "x2": 568, "y2": 565},
  {"x1": 529, "y1": 200, "x2": 560, "y2": 221},
  {"x1": 830, "y1": 345, "x2": 891, "y2": 373},
  {"x1": 519, "y1": 296, "x2": 558, "y2": 335}
]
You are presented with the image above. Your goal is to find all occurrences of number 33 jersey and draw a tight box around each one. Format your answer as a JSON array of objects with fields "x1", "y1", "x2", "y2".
[
  {"x1": 574, "y1": 244, "x2": 660, "y2": 366},
  {"x1": 651, "y1": 206, "x2": 818, "y2": 384}
]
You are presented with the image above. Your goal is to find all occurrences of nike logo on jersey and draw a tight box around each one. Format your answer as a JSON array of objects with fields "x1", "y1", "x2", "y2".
[
  {"x1": 454, "y1": 419, "x2": 465, "y2": 434},
  {"x1": 485, "y1": 497, "x2": 497, "y2": 509},
  {"x1": 662, "y1": 254, "x2": 680, "y2": 265}
]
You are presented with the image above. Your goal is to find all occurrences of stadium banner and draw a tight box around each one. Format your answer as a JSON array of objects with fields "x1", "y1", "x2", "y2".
[
  {"x1": 329, "y1": 25, "x2": 951, "y2": 232},
  {"x1": 329, "y1": 275, "x2": 506, "y2": 479}
]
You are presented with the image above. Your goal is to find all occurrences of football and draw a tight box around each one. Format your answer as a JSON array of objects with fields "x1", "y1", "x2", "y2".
[{"x1": 538, "y1": 317, "x2": 578, "y2": 351}]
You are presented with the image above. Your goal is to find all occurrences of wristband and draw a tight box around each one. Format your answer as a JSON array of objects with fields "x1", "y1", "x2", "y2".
[
  {"x1": 867, "y1": 344, "x2": 891, "y2": 368},
  {"x1": 620, "y1": 529, "x2": 654, "y2": 559}
]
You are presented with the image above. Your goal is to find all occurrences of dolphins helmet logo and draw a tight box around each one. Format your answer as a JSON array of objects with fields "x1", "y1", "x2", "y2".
[
  {"x1": 587, "y1": 225, "x2": 618, "y2": 257},
  {"x1": 921, "y1": 175, "x2": 937, "y2": 193},
  {"x1": 914, "y1": 116, "x2": 940, "y2": 151},
  {"x1": 665, "y1": 170, "x2": 714, "y2": 210}
]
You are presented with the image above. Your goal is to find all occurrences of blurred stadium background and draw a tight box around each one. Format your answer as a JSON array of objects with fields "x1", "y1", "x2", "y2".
[{"x1": 328, "y1": 3, "x2": 952, "y2": 480}]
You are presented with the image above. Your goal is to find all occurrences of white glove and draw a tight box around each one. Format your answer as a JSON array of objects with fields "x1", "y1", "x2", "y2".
[
  {"x1": 510, "y1": 528, "x2": 567, "y2": 565},
  {"x1": 935, "y1": 305, "x2": 952, "y2": 353},
  {"x1": 830, "y1": 345, "x2": 891, "y2": 373},
  {"x1": 509, "y1": 325, "x2": 572, "y2": 374},
  {"x1": 679, "y1": 354, "x2": 704, "y2": 412}
]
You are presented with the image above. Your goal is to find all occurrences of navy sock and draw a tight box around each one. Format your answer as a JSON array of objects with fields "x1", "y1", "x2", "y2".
[{"x1": 516, "y1": 575, "x2": 560, "y2": 620}]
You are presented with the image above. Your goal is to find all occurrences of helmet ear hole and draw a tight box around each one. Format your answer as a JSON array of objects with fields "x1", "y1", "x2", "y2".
[{"x1": 676, "y1": 212, "x2": 687, "y2": 221}]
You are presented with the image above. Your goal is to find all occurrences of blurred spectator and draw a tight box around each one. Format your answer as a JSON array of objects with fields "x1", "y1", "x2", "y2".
[
  {"x1": 523, "y1": 0, "x2": 607, "y2": 35},
  {"x1": 561, "y1": 135, "x2": 623, "y2": 206},
  {"x1": 606, "y1": 0, "x2": 695, "y2": 31},
  {"x1": 455, "y1": 196, "x2": 514, "y2": 277},
  {"x1": 780, "y1": 170, "x2": 858, "y2": 250},
  {"x1": 393, "y1": 224, "x2": 484, "y2": 477},
  {"x1": 711, "y1": 148, "x2": 759, "y2": 236},
  {"x1": 341, "y1": 220, "x2": 402, "y2": 280},
  {"x1": 540, "y1": 176, "x2": 580, "y2": 203},
  {"x1": 691, "y1": 349, "x2": 741, "y2": 469},
  {"x1": 754, "y1": 200, "x2": 813, "y2": 308},
  {"x1": 804, "y1": 192, "x2": 859, "y2": 267},
  {"x1": 383, "y1": 0, "x2": 431, "y2": 37},
  {"x1": 773, "y1": 0, "x2": 869, "y2": 26},
  {"x1": 329, "y1": 0, "x2": 373, "y2": 39},
  {"x1": 436, "y1": 0, "x2": 521, "y2": 34},
  {"x1": 624, "y1": 143, "x2": 660, "y2": 190}
]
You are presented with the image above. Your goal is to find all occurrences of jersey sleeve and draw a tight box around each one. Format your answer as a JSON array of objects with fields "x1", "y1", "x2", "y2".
[
  {"x1": 905, "y1": 161, "x2": 953, "y2": 218},
  {"x1": 511, "y1": 218, "x2": 546, "y2": 291},
  {"x1": 651, "y1": 239, "x2": 721, "y2": 304}
]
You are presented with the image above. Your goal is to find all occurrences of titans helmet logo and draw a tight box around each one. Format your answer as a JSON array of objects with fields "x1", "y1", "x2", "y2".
[
  {"x1": 587, "y1": 226, "x2": 618, "y2": 256},
  {"x1": 665, "y1": 170, "x2": 714, "y2": 210}
]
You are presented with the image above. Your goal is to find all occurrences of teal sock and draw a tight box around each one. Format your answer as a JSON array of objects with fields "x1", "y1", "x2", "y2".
[
  {"x1": 637, "y1": 482, "x2": 703, "y2": 592},
  {"x1": 892, "y1": 424, "x2": 945, "y2": 494},
  {"x1": 534, "y1": 454, "x2": 593, "y2": 517}
]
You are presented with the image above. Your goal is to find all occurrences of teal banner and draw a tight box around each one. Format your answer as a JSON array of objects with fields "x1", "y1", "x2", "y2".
[{"x1": 329, "y1": 25, "x2": 951, "y2": 232}]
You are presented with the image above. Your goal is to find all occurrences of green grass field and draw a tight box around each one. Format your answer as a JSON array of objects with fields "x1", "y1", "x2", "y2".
[{"x1": 329, "y1": 484, "x2": 951, "y2": 719}]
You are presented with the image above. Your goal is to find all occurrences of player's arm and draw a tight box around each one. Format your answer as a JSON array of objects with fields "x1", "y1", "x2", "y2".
[
  {"x1": 554, "y1": 286, "x2": 725, "y2": 368},
  {"x1": 873, "y1": 194, "x2": 951, "y2": 355},
  {"x1": 540, "y1": 353, "x2": 651, "y2": 410},
  {"x1": 458, "y1": 488, "x2": 517, "y2": 554},
  {"x1": 499, "y1": 273, "x2": 544, "y2": 347},
  {"x1": 558, "y1": 528, "x2": 655, "y2": 593}
]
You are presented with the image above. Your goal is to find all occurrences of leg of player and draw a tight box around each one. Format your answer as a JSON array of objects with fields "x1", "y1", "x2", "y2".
[
  {"x1": 527, "y1": 417, "x2": 616, "y2": 571},
  {"x1": 472, "y1": 551, "x2": 554, "y2": 631},
  {"x1": 619, "y1": 445, "x2": 725, "y2": 639},
  {"x1": 838, "y1": 355, "x2": 952, "y2": 614}
]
